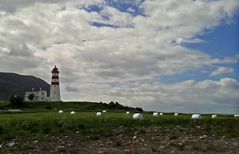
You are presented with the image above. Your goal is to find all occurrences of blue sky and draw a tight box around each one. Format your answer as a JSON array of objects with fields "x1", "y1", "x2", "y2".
[
  {"x1": 185, "y1": 14, "x2": 239, "y2": 58},
  {"x1": 185, "y1": 13, "x2": 239, "y2": 80},
  {"x1": 160, "y1": 14, "x2": 239, "y2": 82},
  {"x1": 0, "y1": 0, "x2": 238, "y2": 113}
]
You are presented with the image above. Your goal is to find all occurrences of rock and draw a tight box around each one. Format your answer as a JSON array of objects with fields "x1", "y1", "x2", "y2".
[
  {"x1": 176, "y1": 125, "x2": 182, "y2": 129},
  {"x1": 33, "y1": 140, "x2": 38, "y2": 143},
  {"x1": 200, "y1": 135, "x2": 207, "y2": 139},
  {"x1": 67, "y1": 144, "x2": 72, "y2": 147},
  {"x1": 133, "y1": 136, "x2": 137, "y2": 139},
  {"x1": 8, "y1": 142, "x2": 15, "y2": 147},
  {"x1": 118, "y1": 134, "x2": 124, "y2": 138},
  {"x1": 233, "y1": 142, "x2": 238, "y2": 146},
  {"x1": 170, "y1": 149, "x2": 176, "y2": 154},
  {"x1": 56, "y1": 145, "x2": 66, "y2": 152},
  {"x1": 169, "y1": 135, "x2": 177, "y2": 140}
]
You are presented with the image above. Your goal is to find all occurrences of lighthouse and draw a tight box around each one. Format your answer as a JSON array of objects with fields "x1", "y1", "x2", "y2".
[{"x1": 50, "y1": 66, "x2": 61, "y2": 101}]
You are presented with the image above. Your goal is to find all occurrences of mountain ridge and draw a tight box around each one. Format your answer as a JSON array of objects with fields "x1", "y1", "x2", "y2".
[{"x1": 0, "y1": 72, "x2": 50, "y2": 100}]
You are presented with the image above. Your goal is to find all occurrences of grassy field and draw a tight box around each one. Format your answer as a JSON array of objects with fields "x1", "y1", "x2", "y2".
[{"x1": 0, "y1": 111, "x2": 238, "y2": 142}]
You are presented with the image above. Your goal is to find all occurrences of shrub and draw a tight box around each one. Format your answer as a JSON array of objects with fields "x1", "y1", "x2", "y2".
[
  {"x1": 45, "y1": 106, "x2": 53, "y2": 110},
  {"x1": 136, "y1": 107, "x2": 143, "y2": 112},
  {"x1": 27, "y1": 93, "x2": 35, "y2": 101},
  {"x1": 9, "y1": 95, "x2": 24, "y2": 108}
]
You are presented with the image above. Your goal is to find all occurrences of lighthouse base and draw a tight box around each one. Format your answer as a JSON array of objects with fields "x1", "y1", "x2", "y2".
[{"x1": 50, "y1": 85, "x2": 61, "y2": 101}]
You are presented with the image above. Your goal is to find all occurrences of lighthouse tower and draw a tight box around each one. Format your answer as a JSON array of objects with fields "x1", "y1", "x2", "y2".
[{"x1": 50, "y1": 66, "x2": 61, "y2": 101}]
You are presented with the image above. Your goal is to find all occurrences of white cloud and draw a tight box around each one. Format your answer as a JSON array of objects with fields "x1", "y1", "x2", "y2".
[
  {"x1": 63, "y1": 78, "x2": 239, "y2": 113},
  {"x1": 210, "y1": 67, "x2": 234, "y2": 76},
  {"x1": 65, "y1": 85, "x2": 79, "y2": 92},
  {"x1": 0, "y1": 0, "x2": 239, "y2": 113}
]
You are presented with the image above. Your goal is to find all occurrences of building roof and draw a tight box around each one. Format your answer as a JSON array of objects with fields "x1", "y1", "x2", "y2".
[{"x1": 51, "y1": 65, "x2": 59, "y2": 73}]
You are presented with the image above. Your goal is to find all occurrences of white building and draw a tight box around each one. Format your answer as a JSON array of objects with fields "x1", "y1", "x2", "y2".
[
  {"x1": 24, "y1": 66, "x2": 61, "y2": 102},
  {"x1": 24, "y1": 88, "x2": 48, "y2": 101}
]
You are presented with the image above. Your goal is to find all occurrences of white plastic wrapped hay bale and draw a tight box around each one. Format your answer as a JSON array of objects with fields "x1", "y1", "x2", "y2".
[
  {"x1": 70, "y1": 111, "x2": 75, "y2": 115},
  {"x1": 211, "y1": 115, "x2": 217, "y2": 119},
  {"x1": 133, "y1": 113, "x2": 144, "y2": 120},
  {"x1": 126, "y1": 111, "x2": 130, "y2": 114},
  {"x1": 159, "y1": 113, "x2": 163, "y2": 116},
  {"x1": 234, "y1": 114, "x2": 239, "y2": 118},
  {"x1": 191, "y1": 114, "x2": 201, "y2": 119},
  {"x1": 96, "y1": 112, "x2": 102, "y2": 116},
  {"x1": 174, "y1": 113, "x2": 178, "y2": 116},
  {"x1": 153, "y1": 112, "x2": 158, "y2": 116},
  {"x1": 58, "y1": 110, "x2": 63, "y2": 114},
  {"x1": 103, "y1": 110, "x2": 106, "y2": 113}
]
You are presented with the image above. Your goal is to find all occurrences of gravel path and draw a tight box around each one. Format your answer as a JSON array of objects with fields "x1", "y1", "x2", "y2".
[{"x1": 1, "y1": 127, "x2": 239, "y2": 154}]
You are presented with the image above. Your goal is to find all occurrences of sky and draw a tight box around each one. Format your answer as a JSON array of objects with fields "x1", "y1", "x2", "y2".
[{"x1": 0, "y1": 0, "x2": 238, "y2": 113}]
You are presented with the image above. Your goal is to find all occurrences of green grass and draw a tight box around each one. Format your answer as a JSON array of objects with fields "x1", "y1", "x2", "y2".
[{"x1": 0, "y1": 112, "x2": 238, "y2": 142}]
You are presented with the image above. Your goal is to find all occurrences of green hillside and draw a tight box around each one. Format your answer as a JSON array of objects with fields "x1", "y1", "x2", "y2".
[{"x1": 0, "y1": 101, "x2": 143, "y2": 113}]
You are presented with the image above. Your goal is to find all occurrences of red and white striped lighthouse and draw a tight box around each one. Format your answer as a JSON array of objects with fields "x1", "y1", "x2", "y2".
[{"x1": 50, "y1": 66, "x2": 61, "y2": 101}]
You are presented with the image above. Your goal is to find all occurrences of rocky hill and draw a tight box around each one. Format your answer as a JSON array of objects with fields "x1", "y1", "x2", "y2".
[{"x1": 0, "y1": 72, "x2": 50, "y2": 100}]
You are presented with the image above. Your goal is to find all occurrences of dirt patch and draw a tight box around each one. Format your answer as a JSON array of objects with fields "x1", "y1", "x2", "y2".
[{"x1": 1, "y1": 127, "x2": 238, "y2": 154}]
